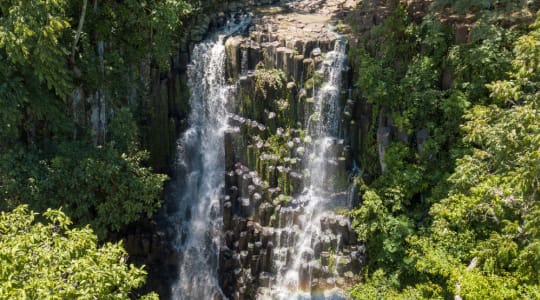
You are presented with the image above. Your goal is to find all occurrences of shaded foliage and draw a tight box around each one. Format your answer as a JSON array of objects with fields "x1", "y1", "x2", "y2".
[{"x1": 0, "y1": 0, "x2": 196, "y2": 239}]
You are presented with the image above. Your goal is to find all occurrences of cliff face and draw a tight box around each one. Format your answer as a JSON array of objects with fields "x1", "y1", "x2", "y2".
[
  {"x1": 124, "y1": 0, "x2": 368, "y2": 298},
  {"x1": 218, "y1": 1, "x2": 363, "y2": 298},
  {"x1": 73, "y1": 0, "x2": 290, "y2": 173}
]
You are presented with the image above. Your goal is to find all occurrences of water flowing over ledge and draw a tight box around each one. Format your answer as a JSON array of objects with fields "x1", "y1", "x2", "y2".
[
  {"x1": 217, "y1": 12, "x2": 364, "y2": 297},
  {"x1": 164, "y1": 1, "x2": 363, "y2": 299},
  {"x1": 269, "y1": 36, "x2": 349, "y2": 300},
  {"x1": 170, "y1": 17, "x2": 252, "y2": 300}
]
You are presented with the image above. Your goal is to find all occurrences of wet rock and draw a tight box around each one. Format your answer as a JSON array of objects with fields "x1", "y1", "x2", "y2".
[
  {"x1": 258, "y1": 203, "x2": 274, "y2": 226},
  {"x1": 228, "y1": 186, "x2": 239, "y2": 206},
  {"x1": 320, "y1": 215, "x2": 330, "y2": 232},
  {"x1": 299, "y1": 262, "x2": 311, "y2": 290},
  {"x1": 248, "y1": 43, "x2": 262, "y2": 70},
  {"x1": 225, "y1": 35, "x2": 245, "y2": 79},
  {"x1": 247, "y1": 184, "x2": 256, "y2": 196},
  {"x1": 337, "y1": 218, "x2": 350, "y2": 244},
  {"x1": 241, "y1": 172, "x2": 253, "y2": 196},
  {"x1": 250, "y1": 255, "x2": 260, "y2": 276},
  {"x1": 233, "y1": 215, "x2": 246, "y2": 236},
  {"x1": 224, "y1": 129, "x2": 240, "y2": 169},
  {"x1": 329, "y1": 216, "x2": 339, "y2": 233},
  {"x1": 302, "y1": 58, "x2": 314, "y2": 83},
  {"x1": 311, "y1": 47, "x2": 322, "y2": 58},
  {"x1": 223, "y1": 201, "x2": 233, "y2": 230},
  {"x1": 336, "y1": 255, "x2": 351, "y2": 274},
  {"x1": 323, "y1": 277, "x2": 336, "y2": 290},
  {"x1": 251, "y1": 192, "x2": 263, "y2": 212},
  {"x1": 294, "y1": 55, "x2": 305, "y2": 83},
  {"x1": 239, "y1": 231, "x2": 248, "y2": 251},
  {"x1": 349, "y1": 249, "x2": 365, "y2": 273},
  {"x1": 313, "y1": 239, "x2": 322, "y2": 258},
  {"x1": 259, "y1": 272, "x2": 272, "y2": 287},
  {"x1": 254, "y1": 240, "x2": 263, "y2": 255},
  {"x1": 288, "y1": 171, "x2": 304, "y2": 195},
  {"x1": 309, "y1": 259, "x2": 322, "y2": 278},
  {"x1": 344, "y1": 271, "x2": 355, "y2": 283},
  {"x1": 225, "y1": 230, "x2": 235, "y2": 249},
  {"x1": 261, "y1": 227, "x2": 274, "y2": 247},
  {"x1": 320, "y1": 251, "x2": 330, "y2": 266},
  {"x1": 219, "y1": 246, "x2": 235, "y2": 270},
  {"x1": 225, "y1": 171, "x2": 237, "y2": 190}
]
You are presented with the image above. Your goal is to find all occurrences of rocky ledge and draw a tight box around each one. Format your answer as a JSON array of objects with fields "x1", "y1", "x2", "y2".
[{"x1": 225, "y1": 0, "x2": 356, "y2": 83}]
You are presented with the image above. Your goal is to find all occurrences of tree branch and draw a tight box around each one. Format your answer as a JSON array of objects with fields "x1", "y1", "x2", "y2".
[{"x1": 71, "y1": 0, "x2": 88, "y2": 62}]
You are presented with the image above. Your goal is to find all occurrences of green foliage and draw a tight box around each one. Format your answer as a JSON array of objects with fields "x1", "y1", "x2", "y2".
[
  {"x1": 81, "y1": 0, "x2": 191, "y2": 73},
  {"x1": 254, "y1": 64, "x2": 287, "y2": 99},
  {"x1": 0, "y1": 0, "x2": 72, "y2": 97},
  {"x1": 448, "y1": 23, "x2": 517, "y2": 102},
  {"x1": 0, "y1": 0, "x2": 72, "y2": 142},
  {"x1": 0, "y1": 0, "x2": 187, "y2": 240},
  {"x1": 351, "y1": 7, "x2": 540, "y2": 298},
  {"x1": 0, "y1": 205, "x2": 157, "y2": 299},
  {"x1": 0, "y1": 1, "x2": 197, "y2": 297},
  {"x1": 432, "y1": 0, "x2": 530, "y2": 16},
  {"x1": 488, "y1": 15, "x2": 540, "y2": 105},
  {"x1": 0, "y1": 141, "x2": 167, "y2": 239}
]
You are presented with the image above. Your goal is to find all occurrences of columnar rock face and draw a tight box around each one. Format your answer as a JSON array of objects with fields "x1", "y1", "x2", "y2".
[
  {"x1": 217, "y1": 1, "x2": 363, "y2": 298},
  {"x1": 130, "y1": 1, "x2": 364, "y2": 298}
]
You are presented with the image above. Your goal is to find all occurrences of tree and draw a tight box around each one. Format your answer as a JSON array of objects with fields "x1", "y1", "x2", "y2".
[
  {"x1": 0, "y1": 205, "x2": 158, "y2": 299},
  {"x1": 0, "y1": 109, "x2": 168, "y2": 238},
  {"x1": 407, "y1": 14, "x2": 540, "y2": 298},
  {"x1": 350, "y1": 2, "x2": 539, "y2": 298}
]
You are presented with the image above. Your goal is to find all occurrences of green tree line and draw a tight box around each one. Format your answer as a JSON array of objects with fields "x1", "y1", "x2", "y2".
[{"x1": 348, "y1": 0, "x2": 540, "y2": 298}]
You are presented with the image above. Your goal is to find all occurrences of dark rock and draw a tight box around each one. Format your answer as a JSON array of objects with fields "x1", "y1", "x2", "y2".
[
  {"x1": 336, "y1": 255, "x2": 352, "y2": 274},
  {"x1": 248, "y1": 43, "x2": 261, "y2": 70},
  {"x1": 258, "y1": 272, "x2": 272, "y2": 287},
  {"x1": 239, "y1": 231, "x2": 248, "y2": 251},
  {"x1": 224, "y1": 129, "x2": 240, "y2": 169},
  {"x1": 225, "y1": 35, "x2": 245, "y2": 79},
  {"x1": 320, "y1": 251, "x2": 330, "y2": 266},
  {"x1": 223, "y1": 201, "x2": 233, "y2": 230}
]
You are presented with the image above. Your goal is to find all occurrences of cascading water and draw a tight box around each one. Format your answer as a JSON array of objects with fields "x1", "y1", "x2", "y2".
[
  {"x1": 270, "y1": 34, "x2": 349, "y2": 299},
  {"x1": 170, "y1": 18, "x2": 251, "y2": 300}
]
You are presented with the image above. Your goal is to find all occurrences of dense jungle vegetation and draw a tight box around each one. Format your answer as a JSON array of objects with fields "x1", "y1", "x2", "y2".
[
  {"x1": 349, "y1": 0, "x2": 540, "y2": 298},
  {"x1": 0, "y1": 0, "x2": 191, "y2": 297},
  {"x1": 0, "y1": 0, "x2": 539, "y2": 298}
]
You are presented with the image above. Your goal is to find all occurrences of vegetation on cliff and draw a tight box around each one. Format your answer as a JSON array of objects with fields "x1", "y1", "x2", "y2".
[
  {"x1": 0, "y1": 0, "x2": 191, "y2": 296},
  {"x1": 348, "y1": 0, "x2": 540, "y2": 298},
  {"x1": 0, "y1": 0, "x2": 194, "y2": 233}
]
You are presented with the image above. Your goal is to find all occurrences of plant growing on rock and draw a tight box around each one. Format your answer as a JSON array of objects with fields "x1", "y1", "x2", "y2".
[{"x1": 254, "y1": 63, "x2": 287, "y2": 99}]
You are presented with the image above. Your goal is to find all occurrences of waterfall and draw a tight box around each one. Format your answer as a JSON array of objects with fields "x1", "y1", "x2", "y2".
[
  {"x1": 270, "y1": 36, "x2": 349, "y2": 299},
  {"x1": 170, "y1": 18, "x2": 251, "y2": 300}
]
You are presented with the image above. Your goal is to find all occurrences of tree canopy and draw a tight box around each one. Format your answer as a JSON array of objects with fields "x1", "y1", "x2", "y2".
[
  {"x1": 349, "y1": 1, "x2": 540, "y2": 298},
  {"x1": 0, "y1": 205, "x2": 158, "y2": 299}
]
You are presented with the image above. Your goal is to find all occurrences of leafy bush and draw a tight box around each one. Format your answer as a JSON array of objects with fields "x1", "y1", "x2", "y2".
[{"x1": 0, "y1": 205, "x2": 158, "y2": 299}]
